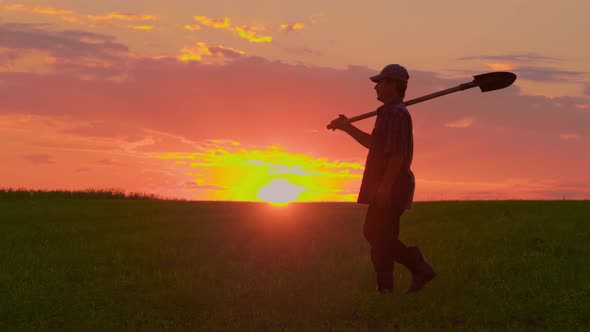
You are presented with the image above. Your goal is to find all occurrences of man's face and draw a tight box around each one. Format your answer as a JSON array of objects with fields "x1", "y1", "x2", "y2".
[{"x1": 374, "y1": 78, "x2": 398, "y2": 102}]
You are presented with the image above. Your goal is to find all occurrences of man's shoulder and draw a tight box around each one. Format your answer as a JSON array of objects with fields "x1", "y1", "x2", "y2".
[
  {"x1": 382, "y1": 102, "x2": 411, "y2": 120},
  {"x1": 396, "y1": 102, "x2": 411, "y2": 116}
]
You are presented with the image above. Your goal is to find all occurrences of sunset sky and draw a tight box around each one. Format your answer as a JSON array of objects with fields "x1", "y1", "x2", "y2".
[{"x1": 1, "y1": 0, "x2": 589, "y2": 202}]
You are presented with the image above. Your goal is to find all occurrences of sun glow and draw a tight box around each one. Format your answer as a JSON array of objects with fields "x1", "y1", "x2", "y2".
[
  {"x1": 157, "y1": 143, "x2": 364, "y2": 202},
  {"x1": 257, "y1": 179, "x2": 305, "y2": 206}
]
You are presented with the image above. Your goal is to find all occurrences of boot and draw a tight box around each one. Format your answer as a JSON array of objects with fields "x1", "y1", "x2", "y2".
[{"x1": 397, "y1": 246, "x2": 436, "y2": 294}]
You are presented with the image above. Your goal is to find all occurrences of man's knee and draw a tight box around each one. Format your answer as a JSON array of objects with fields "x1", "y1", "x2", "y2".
[{"x1": 365, "y1": 204, "x2": 398, "y2": 235}]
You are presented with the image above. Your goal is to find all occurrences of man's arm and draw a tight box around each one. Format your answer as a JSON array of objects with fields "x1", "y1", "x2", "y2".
[{"x1": 344, "y1": 124, "x2": 371, "y2": 149}]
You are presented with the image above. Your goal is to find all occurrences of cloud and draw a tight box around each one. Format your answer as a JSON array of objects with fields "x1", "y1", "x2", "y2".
[
  {"x1": 2, "y1": 3, "x2": 158, "y2": 29},
  {"x1": 3, "y1": 4, "x2": 73, "y2": 16},
  {"x1": 0, "y1": 23, "x2": 129, "y2": 79},
  {"x1": 191, "y1": 16, "x2": 272, "y2": 43},
  {"x1": 454, "y1": 64, "x2": 588, "y2": 84},
  {"x1": 559, "y1": 133, "x2": 580, "y2": 140},
  {"x1": 234, "y1": 26, "x2": 272, "y2": 43},
  {"x1": 23, "y1": 153, "x2": 55, "y2": 164},
  {"x1": 457, "y1": 53, "x2": 589, "y2": 85},
  {"x1": 184, "y1": 24, "x2": 201, "y2": 31},
  {"x1": 85, "y1": 13, "x2": 158, "y2": 22},
  {"x1": 458, "y1": 53, "x2": 562, "y2": 63},
  {"x1": 0, "y1": 23, "x2": 127, "y2": 58},
  {"x1": 445, "y1": 117, "x2": 474, "y2": 128},
  {"x1": 2, "y1": 51, "x2": 589, "y2": 148},
  {"x1": 513, "y1": 66, "x2": 588, "y2": 83},
  {"x1": 269, "y1": 40, "x2": 322, "y2": 57},
  {"x1": 98, "y1": 158, "x2": 126, "y2": 166},
  {"x1": 121, "y1": 137, "x2": 157, "y2": 153},
  {"x1": 1, "y1": 27, "x2": 590, "y2": 200},
  {"x1": 279, "y1": 22, "x2": 305, "y2": 32},
  {"x1": 192, "y1": 16, "x2": 231, "y2": 28},
  {"x1": 282, "y1": 45, "x2": 320, "y2": 56},
  {"x1": 178, "y1": 42, "x2": 245, "y2": 62},
  {"x1": 58, "y1": 121, "x2": 142, "y2": 140},
  {"x1": 0, "y1": 48, "x2": 21, "y2": 67},
  {"x1": 131, "y1": 25, "x2": 154, "y2": 31},
  {"x1": 207, "y1": 45, "x2": 245, "y2": 58},
  {"x1": 486, "y1": 63, "x2": 515, "y2": 71}
]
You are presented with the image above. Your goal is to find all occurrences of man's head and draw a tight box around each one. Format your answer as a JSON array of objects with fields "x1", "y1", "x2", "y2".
[{"x1": 370, "y1": 64, "x2": 409, "y2": 103}]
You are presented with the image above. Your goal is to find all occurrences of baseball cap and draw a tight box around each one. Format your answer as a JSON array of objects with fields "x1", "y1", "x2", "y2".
[{"x1": 370, "y1": 64, "x2": 410, "y2": 82}]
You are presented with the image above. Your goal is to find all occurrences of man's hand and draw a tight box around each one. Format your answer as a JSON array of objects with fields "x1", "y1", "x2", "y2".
[
  {"x1": 373, "y1": 183, "x2": 392, "y2": 206},
  {"x1": 329, "y1": 114, "x2": 372, "y2": 149},
  {"x1": 329, "y1": 114, "x2": 353, "y2": 132}
]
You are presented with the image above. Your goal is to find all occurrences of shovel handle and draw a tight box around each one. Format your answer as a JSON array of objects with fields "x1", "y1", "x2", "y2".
[
  {"x1": 326, "y1": 71, "x2": 516, "y2": 129},
  {"x1": 326, "y1": 84, "x2": 469, "y2": 130}
]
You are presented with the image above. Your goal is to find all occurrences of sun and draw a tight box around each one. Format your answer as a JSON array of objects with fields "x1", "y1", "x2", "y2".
[{"x1": 257, "y1": 179, "x2": 305, "y2": 206}]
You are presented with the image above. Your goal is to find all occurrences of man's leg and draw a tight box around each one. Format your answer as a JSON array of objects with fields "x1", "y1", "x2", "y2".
[
  {"x1": 363, "y1": 203, "x2": 398, "y2": 292},
  {"x1": 389, "y1": 207, "x2": 408, "y2": 262},
  {"x1": 389, "y1": 207, "x2": 436, "y2": 294}
]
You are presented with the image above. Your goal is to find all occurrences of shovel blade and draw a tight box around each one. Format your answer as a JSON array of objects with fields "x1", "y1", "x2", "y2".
[{"x1": 474, "y1": 71, "x2": 517, "y2": 92}]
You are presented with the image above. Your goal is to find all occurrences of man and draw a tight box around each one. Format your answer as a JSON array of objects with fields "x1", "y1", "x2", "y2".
[{"x1": 330, "y1": 64, "x2": 436, "y2": 294}]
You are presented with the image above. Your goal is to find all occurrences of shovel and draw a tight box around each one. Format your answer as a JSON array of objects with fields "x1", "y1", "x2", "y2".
[{"x1": 326, "y1": 71, "x2": 517, "y2": 130}]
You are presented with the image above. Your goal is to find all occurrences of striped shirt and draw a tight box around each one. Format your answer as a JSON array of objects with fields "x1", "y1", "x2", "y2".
[{"x1": 357, "y1": 101, "x2": 415, "y2": 210}]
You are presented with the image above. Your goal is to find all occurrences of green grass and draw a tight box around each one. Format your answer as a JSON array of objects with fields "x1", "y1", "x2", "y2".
[{"x1": 1, "y1": 199, "x2": 589, "y2": 331}]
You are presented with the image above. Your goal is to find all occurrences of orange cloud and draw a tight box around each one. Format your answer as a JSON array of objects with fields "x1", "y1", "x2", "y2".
[
  {"x1": 279, "y1": 22, "x2": 305, "y2": 32},
  {"x1": 233, "y1": 26, "x2": 272, "y2": 43},
  {"x1": 445, "y1": 117, "x2": 474, "y2": 128},
  {"x1": 3, "y1": 3, "x2": 73, "y2": 16},
  {"x1": 486, "y1": 63, "x2": 516, "y2": 71},
  {"x1": 179, "y1": 42, "x2": 245, "y2": 62},
  {"x1": 192, "y1": 16, "x2": 272, "y2": 43},
  {"x1": 559, "y1": 133, "x2": 579, "y2": 140},
  {"x1": 184, "y1": 24, "x2": 202, "y2": 31},
  {"x1": 2, "y1": 4, "x2": 158, "y2": 29},
  {"x1": 60, "y1": 16, "x2": 84, "y2": 25},
  {"x1": 193, "y1": 16, "x2": 231, "y2": 29},
  {"x1": 131, "y1": 25, "x2": 154, "y2": 31},
  {"x1": 86, "y1": 12, "x2": 159, "y2": 22}
]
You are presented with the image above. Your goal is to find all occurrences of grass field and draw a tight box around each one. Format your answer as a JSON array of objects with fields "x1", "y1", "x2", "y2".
[{"x1": 1, "y1": 199, "x2": 589, "y2": 331}]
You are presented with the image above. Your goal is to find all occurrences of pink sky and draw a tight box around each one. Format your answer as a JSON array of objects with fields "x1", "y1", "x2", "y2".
[{"x1": 1, "y1": 1, "x2": 589, "y2": 201}]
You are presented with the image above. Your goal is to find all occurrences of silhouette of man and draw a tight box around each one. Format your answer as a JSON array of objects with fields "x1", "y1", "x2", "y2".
[{"x1": 330, "y1": 64, "x2": 436, "y2": 294}]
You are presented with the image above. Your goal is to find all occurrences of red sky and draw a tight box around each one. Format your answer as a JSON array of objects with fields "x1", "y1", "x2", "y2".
[{"x1": 1, "y1": 1, "x2": 589, "y2": 202}]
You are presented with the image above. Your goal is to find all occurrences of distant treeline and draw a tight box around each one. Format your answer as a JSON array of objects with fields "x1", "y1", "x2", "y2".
[{"x1": 0, "y1": 188, "x2": 180, "y2": 200}]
